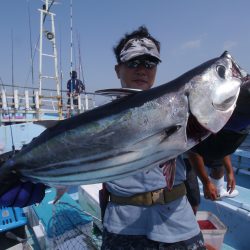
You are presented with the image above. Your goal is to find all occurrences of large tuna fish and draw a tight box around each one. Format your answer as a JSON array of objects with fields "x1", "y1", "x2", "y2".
[{"x1": 0, "y1": 51, "x2": 247, "y2": 187}]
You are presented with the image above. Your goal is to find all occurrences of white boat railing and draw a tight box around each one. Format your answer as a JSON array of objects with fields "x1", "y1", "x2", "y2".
[{"x1": 0, "y1": 86, "x2": 96, "y2": 124}]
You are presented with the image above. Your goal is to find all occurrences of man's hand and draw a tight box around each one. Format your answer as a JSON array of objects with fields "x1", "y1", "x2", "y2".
[
  {"x1": 0, "y1": 180, "x2": 46, "y2": 207},
  {"x1": 203, "y1": 181, "x2": 218, "y2": 201},
  {"x1": 223, "y1": 155, "x2": 236, "y2": 194},
  {"x1": 226, "y1": 171, "x2": 236, "y2": 194}
]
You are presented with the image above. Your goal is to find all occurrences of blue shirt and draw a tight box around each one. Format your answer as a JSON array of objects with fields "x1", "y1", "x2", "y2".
[
  {"x1": 67, "y1": 78, "x2": 85, "y2": 94},
  {"x1": 103, "y1": 156, "x2": 200, "y2": 243}
]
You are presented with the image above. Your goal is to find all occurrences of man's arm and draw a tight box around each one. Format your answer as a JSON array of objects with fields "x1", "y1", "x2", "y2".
[
  {"x1": 67, "y1": 80, "x2": 70, "y2": 90},
  {"x1": 188, "y1": 151, "x2": 218, "y2": 200},
  {"x1": 77, "y1": 80, "x2": 85, "y2": 93},
  {"x1": 222, "y1": 155, "x2": 236, "y2": 194},
  {"x1": 67, "y1": 80, "x2": 71, "y2": 96},
  {"x1": 81, "y1": 80, "x2": 85, "y2": 91}
]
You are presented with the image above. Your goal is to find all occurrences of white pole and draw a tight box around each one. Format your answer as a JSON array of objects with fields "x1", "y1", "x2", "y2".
[
  {"x1": 78, "y1": 95, "x2": 81, "y2": 111},
  {"x1": 14, "y1": 89, "x2": 19, "y2": 109},
  {"x1": 39, "y1": 8, "x2": 43, "y2": 95},
  {"x1": 35, "y1": 91, "x2": 40, "y2": 109},
  {"x1": 2, "y1": 90, "x2": 7, "y2": 110},
  {"x1": 25, "y1": 90, "x2": 30, "y2": 110},
  {"x1": 85, "y1": 94, "x2": 89, "y2": 110},
  {"x1": 70, "y1": 0, "x2": 73, "y2": 73}
]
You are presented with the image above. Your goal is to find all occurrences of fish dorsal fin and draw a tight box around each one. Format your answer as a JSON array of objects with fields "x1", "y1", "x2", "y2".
[
  {"x1": 34, "y1": 120, "x2": 59, "y2": 128},
  {"x1": 95, "y1": 88, "x2": 141, "y2": 97}
]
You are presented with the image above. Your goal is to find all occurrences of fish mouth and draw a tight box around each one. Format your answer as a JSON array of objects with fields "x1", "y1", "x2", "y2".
[
  {"x1": 212, "y1": 95, "x2": 237, "y2": 111},
  {"x1": 186, "y1": 114, "x2": 209, "y2": 142}
]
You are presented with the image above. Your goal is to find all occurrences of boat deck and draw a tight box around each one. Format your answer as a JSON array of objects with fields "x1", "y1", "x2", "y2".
[{"x1": 199, "y1": 181, "x2": 250, "y2": 249}]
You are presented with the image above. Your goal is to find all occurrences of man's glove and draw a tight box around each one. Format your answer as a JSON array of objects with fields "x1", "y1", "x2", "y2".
[{"x1": 0, "y1": 179, "x2": 46, "y2": 208}]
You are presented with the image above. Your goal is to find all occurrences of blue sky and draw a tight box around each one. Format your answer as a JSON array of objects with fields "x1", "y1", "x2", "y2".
[{"x1": 1, "y1": 0, "x2": 250, "y2": 92}]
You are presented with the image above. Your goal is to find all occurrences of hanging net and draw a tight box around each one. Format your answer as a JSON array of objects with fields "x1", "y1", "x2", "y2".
[{"x1": 47, "y1": 201, "x2": 101, "y2": 250}]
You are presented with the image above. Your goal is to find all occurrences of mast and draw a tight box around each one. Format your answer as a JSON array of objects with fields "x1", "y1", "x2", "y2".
[{"x1": 38, "y1": 0, "x2": 62, "y2": 117}]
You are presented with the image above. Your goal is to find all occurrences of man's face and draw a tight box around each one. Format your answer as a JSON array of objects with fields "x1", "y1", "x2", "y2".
[{"x1": 115, "y1": 57, "x2": 158, "y2": 90}]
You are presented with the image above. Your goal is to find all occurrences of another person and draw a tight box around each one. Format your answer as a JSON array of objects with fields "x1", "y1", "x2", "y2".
[
  {"x1": 67, "y1": 70, "x2": 85, "y2": 106},
  {"x1": 183, "y1": 155, "x2": 201, "y2": 215},
  {"x1": 100, "y1": 26, "x2": 206, "y2": 250},
  {"x1": 185, "y1": 84, "x2": 250, "y2": 213}
]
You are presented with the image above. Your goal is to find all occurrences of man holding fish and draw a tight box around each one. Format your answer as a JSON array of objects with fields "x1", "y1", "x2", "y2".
[
  {"x1": 0, "y1": 24, "x2": 249, "y2": 249},
  {"x1": 100, "y1": 26, "x2": 206, "y2": 250}
]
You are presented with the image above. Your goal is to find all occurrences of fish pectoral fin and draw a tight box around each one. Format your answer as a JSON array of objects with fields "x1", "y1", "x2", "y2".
[
  {"x1": 53, "y1": 187, "x2": 68, "y2": 204},
  {"x1": 159, "y1": 158, "x2": 176, "y2": 190},
  {"x1": 95, "y1": 88, "x2": 141, "y2": 97},
  {"x1": 160, "y1": 125, "x2": 182, "y2": 143},
  {"x1": 131, "y1": 125, "x2": 182, "y2": 150}
]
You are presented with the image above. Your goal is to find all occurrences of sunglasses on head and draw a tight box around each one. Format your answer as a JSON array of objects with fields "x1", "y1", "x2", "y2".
[{"x1": 124, "y1": 59, "x2": 158, "y2": 69}]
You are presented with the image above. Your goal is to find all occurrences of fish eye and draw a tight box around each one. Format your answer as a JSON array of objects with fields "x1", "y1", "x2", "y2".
[{"x1": 216, "y1": 65, "x2": 226, "y2": 79}]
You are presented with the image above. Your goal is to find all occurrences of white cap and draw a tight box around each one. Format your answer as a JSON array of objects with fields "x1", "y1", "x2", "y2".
[{"x1": 119, "y1": 38, "x2": 161, "y2": 62}]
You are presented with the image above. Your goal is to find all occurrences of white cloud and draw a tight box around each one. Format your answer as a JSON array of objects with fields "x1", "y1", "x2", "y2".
[
  {"x1": 223, "y1": 41, "x2": 237, "y2": 50},
  {"x1": 181, "y1": 39, "x2": 201, "y2": 50}
]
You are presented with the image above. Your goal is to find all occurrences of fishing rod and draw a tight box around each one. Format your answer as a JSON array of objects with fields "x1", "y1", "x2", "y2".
[
  {"x1": 69, "y1": 2, "x2": 85, "y2": 87},
  {"x1": 59, "y1": 24, "x2": 64, "y2": 106},
  {"x1": 69, "y1": 0, "x2": 77, "y2": 73},
  {"x1": 10, "y1": 29, "x2": 16, "y2": 155},
  {"x1": 11, "y1": 29, "x2": 14, "y2": 94},
  {"x1": 77, "y1": 32, "x2": 86, "y2": 87},
  {"x1": 70, "y1": 0, "x2": 73, "y2": 74},
  {"x1": 27, "y1": 1, "x2": 34, "y2": 87}
]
